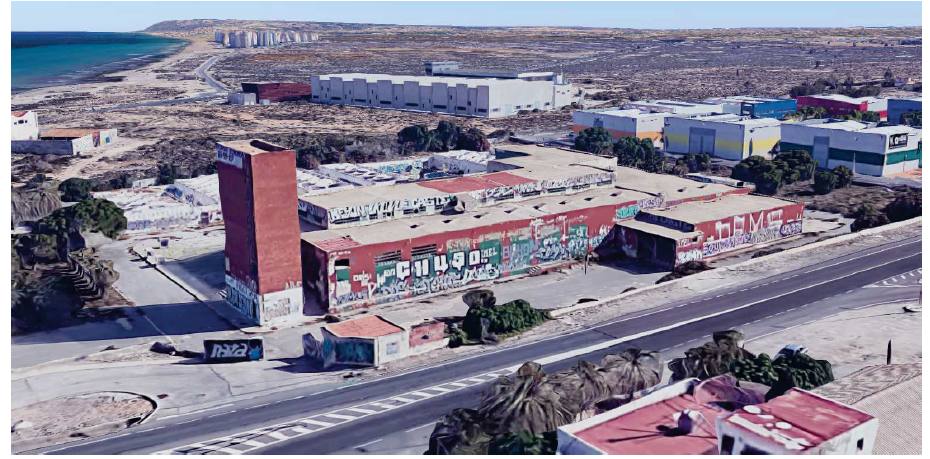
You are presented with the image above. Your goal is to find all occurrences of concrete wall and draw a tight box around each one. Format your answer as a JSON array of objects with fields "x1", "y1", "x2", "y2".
[
  {"x1": 11, "y1": 139, "x2": 75, "y2": 155},
  {"x1": 228, "y1": 92, "x2": 257, "y2": 105},
  {"x1": 571, "y1": 110, "x2": 667, "y2": 143},
  {"x1": 12, "y1": 111, "x2": 39, "y2": 140}
]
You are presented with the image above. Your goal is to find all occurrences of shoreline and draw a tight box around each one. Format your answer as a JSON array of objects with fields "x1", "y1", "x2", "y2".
[{"x1": 11, "y1": 33, "x2": 192, "y2": 96}]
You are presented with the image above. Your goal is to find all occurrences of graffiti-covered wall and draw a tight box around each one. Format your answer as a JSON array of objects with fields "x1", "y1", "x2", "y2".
[
  {"x1": 304, "y1": 198, "x2": 666, "y2": 312},
  {"x1": 686, "y1": 202, "x2": 804, "y2": 263}
]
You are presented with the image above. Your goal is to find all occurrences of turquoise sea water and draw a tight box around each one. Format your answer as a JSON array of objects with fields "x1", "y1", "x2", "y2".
[{"x1": 12, "y1": 32, "x2": 187, "y2": 92}]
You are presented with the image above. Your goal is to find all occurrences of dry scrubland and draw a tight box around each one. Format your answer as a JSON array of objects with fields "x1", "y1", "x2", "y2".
[{"x1": 10, "y1": 21, "x2": 921, "y2": 187}]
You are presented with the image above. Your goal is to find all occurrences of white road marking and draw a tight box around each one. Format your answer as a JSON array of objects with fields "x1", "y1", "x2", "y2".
[
  {"x1": 264, "y1": 431, "x2": 291, "y2": 441},
  {"x1": 344, "y1": 407, "x2": 378, "y2": 415},
  {"x1": 142, "y1": 242, "x2": 919, "y2": 456},
  {"x1": 321, "y1": 413, "x2": 356, "y2": 421},
  {"x1": 301, "y1": 419, "x2": 333, "y2": 428},
  {"x1": 354, "y1": 438, "x2": 383, "y2": 449}
]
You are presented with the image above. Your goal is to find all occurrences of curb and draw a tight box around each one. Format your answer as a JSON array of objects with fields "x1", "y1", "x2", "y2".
[{"x1": 549, "y1": 217, "x2": 921, "y2": 318}]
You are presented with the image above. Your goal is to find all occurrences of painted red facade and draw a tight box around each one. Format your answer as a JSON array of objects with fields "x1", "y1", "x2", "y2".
[
  {"x1": 796, "y1": 95, "x2": 888, "y2": 120},
  {"x1": 241, "y1": 82, "x2": 313, "y2": 103},
  {"x1": 620, "y1": 200, "x2": 805, "y2": 269},
  {"x1": 302, "y1": 186, "x2": 752, "y2": 312},
  {"x1": 217, "y1": 141, "x2": 303, "y2": 296}
]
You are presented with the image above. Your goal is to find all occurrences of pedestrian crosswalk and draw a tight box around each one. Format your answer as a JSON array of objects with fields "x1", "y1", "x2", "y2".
[
  {"x1": 155, "y1": 370, "x2": 511, "y2": 455},
  {"x1": 867, "y1": 268, "x2": 922, "y2": 288}
]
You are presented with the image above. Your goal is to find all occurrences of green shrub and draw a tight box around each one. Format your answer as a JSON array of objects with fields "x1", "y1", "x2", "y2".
[
  {"x1": 58, "y1": 178, "x2": 93, "y2": 202},
  {"x1": 813, "y1": 170, "x2": 838, "y2": 194},
  {"x1": 462, "y1": 298, "x2": 549, "y2": 340},
  {"x1": 574, "y1": 127, "x2": 613, "y2": 155}
]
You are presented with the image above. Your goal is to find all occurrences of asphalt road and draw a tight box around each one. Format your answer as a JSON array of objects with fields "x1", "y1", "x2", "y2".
[{"x1": 39, "y1": 235, "x2": 920, "y2": 455}]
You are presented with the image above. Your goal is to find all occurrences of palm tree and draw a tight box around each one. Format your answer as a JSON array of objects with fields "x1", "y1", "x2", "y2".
[
  {"x1": 668, "y1": 330, "x2": 753, "y2": 382},
  {"x1": 477, "y1": 362, "x2": 574, "y2": 436}
]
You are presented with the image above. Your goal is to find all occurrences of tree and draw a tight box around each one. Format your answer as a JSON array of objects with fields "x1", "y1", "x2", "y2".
[
  {"x1": 901, "y1": 110, "x2": 922, "y2": 127},
  {"x1": 731, "y1": 352, "x2": 834, "y2": 400},
  {"x1": 614, "y1": 137, "x2": 664, "y2": 173},
  {"x1": 36, "y1": 198, "x2": 127, "y2": 240},
  {"x1": 478, "y1": 362, "x2": 575, "y2": 436},
  {"x1": 833, "y1": 165, "x2": 853, "y2": 188},
  {"x1": 157, "y1": 163, "x2": 178, "y2": 185},
  {"x1": 487, "y1": 431, "x2": 557, "y2": 455},
  {"x1": 813, "y1": 170, "x2": 838, "y2": 194},
  {"x1": 668, "y1": 330, "x2": 753, "y2": 382},
  {"x1": 882, "y1": 69, "x2": 895, "y2": 87},
  {"x1": 432, "y1": 120, "x2": 462, "y2": 151},
  {"x1": 683, "y1": 153, "x2": 711, "y2": 172},
  {"x1": 884, "y1": 192, "x2": 921, "y2": 222},
  {"x1": 574, "y1": 127, "x2": 613, "y2": 155},
  {"x1": 458, "y1": 127, "x2": 491, "y2": 152},
  {"x1": 58, "y1": 178, "x2": 93, "y2": 202},
  {"x1": 850, "y1": 204, "x2": 889, "y2": 232}
]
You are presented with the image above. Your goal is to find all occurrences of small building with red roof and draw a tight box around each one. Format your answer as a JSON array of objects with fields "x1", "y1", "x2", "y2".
[
  {"x1": 716, "y1": 388, "x2": 877, "y2": 455},
  {"x1": 303, "y1": 315, "x2": 445, "y2": 368}
]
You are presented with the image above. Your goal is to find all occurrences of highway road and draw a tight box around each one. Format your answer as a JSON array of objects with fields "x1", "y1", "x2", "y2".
[{"x1": 39, "y1": 235, "x2": 920, "y2": 455}]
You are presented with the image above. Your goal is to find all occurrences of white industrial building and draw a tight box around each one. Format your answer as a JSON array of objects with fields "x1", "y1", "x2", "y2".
[
  {"x1": 227, "y1": 92, "x2": 257, "y2": 105},
  {"x1": 12, "y1": 110, "x2": 39, "y2": 140},
  {"x1": 663, "y1": 114, "x2": 782, "y2": 161},
  {"x1": 317, "y1": 163, "x2": 403, "y2": 187},
  {"x1": 781, "y1": 119, "x2": 922, "y2": 176},
  {"x1": 622, "y1": 100, "x2": 724, "y2": 116},
  {"x1": 572, "y1": 108, "x2": 671, "y2": 145},
  {"x1": 310, "y1": 72, "x2": 583, "y2": 118}
]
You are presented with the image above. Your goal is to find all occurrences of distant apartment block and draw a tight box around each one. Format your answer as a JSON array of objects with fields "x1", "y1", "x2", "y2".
[
  {"x1": 310, "y1": 69, "x2": 583, "y2": 118},
  {"x1": 214, "y1": 29, "x2": 319, "y2": 48}
]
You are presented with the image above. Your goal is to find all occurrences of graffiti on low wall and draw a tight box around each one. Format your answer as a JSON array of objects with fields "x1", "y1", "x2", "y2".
[
  {"x1": 327, "y1": 195, "x2": 454, "y2": 225},
  {"x1": 470, "y1": 172, "x2": 614, "y2": 205},
  {"x1": 326, "y1": 213, "x2": 622, "y2": 309}
]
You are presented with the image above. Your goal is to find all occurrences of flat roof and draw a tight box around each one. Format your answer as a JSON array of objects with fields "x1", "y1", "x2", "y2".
[
  {"x1": 618, "y1": 218, "x2": 700, "y2": 240},
  {"x1": 801, "y1": 94, "x2": 879, "y2": 104},
  {"x1": 40, "y1": 128, "x2": 101, "y2": 138},
  {"x1": 705, "y1": 95, "x2": 791, "y2": 104},
  {"x1": 680, "y1": 114, "x2": 781, "y2": 127},
  {"x1": 613, "y1": 165, "x2": 736, "y2": 201},
  {"x1": 791, "y1": 119, "x2": 869, "y2": 131},
  {"x1": 301, "y1": 145, "x2": 618, "y2": 210},
  {"x1": 315, "y1": 73, "x2": 547, "y2": 87},
  {"x1": 573, "y1": 392, "x2": 722, "y2": 454},
  {"x1": 720, "y1": 389, "x2": 874, "y2": 452},
  {"x1": 302, "y1": 186, "x2": 651, "y2": 249},
  {"x1": 639, "y1": 193, "x2": 796, "y2": 225},
  {"x1": 859, "y1": 125, "x2": 921, "y2": 135},
  {"x1": 217, "y1": 139, "x2": 291, "y2": 156},
  {"x1": 325, "y1": 315, "x2": 404, "y2": 338}
]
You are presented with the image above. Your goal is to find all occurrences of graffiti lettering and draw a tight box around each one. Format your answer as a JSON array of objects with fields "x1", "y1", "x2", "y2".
[
  {"x1": 780, "y1": 220, "x2": 803, "y2": 237},
  {"x1": 328, "y1": 195, "x2": 454, "y2": 224}
]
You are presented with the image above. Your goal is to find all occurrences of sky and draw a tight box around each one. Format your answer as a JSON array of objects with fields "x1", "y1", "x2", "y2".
[{"x1": 11, "y1": 1, "x2": 923, "y2": 32}]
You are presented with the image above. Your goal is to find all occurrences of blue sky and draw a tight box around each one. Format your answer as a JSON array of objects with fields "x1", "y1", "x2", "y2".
[{"x1": 12, "y1": 1, "x2": 922, "y2": 32}]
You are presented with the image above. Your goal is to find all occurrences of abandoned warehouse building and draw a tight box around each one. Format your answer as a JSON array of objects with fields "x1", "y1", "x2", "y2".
[{"x1": 216, "y1": 141, "x2": 805, "y2": 325}]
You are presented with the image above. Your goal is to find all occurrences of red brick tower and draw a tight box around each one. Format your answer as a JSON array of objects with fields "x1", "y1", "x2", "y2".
[{"x1": 216, "y1": 139, "x2": 302, "y2": 325}]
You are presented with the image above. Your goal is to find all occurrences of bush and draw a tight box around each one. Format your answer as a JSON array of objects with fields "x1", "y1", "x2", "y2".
[
  {"x1": 460, "y1": 291, "x2": 549, "y2": 342},
  {"x1": 397, "y1": 121, "x2": 489, "y2": 153},
  {"x1": 732, "y1": 352, "x2": 834, "y2": 400},
  {"x1": 850, "y1": 204, "x2": 889, "y2": 232},
  {"x1": 884, "y1": 192, "x2": 921, "y2": 222},
  {"x1": 656, "y1": 261, "x2": 712, "y2": 284},
  {"x1": 731, "y1": 151, "x2": 816, "y2": 195},
  {"x1": 813, "y1": 170, "x2": 838, "y2": 194},
  {"x1": 683, "y1": 153, "x2": 711, "y2": 172},
  {"x1": 36, "y1": 198, "x2": 127, "y2": 240},
  {"x1": 833, "y1": 165, "x2": 853, "y2": 188},
  {"x1": 58, "y1": 178, "x2": 93, "y2": 202},
  {"x1": 614, "y1": 137, "x2": 664, "y2": 173},
  {"x1": 574, "y1": 127, "x2": 613, "y2": 155}
]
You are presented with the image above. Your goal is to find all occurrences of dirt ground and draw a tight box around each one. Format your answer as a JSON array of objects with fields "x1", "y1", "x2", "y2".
[
  {"x1": 745, "y1": 300, "x2": 922, "y2": 378},
  {"x1": 12, "y1": 391, "x2": 156, "y2": 452},
  {"x1": 10, "y1": 23, "x2": 921, "y2": 184}
]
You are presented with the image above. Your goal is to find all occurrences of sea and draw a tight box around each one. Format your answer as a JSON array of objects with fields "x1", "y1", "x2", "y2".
[{"x1": 12, "y1": 31, "x2": 187, "y2": 93}]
